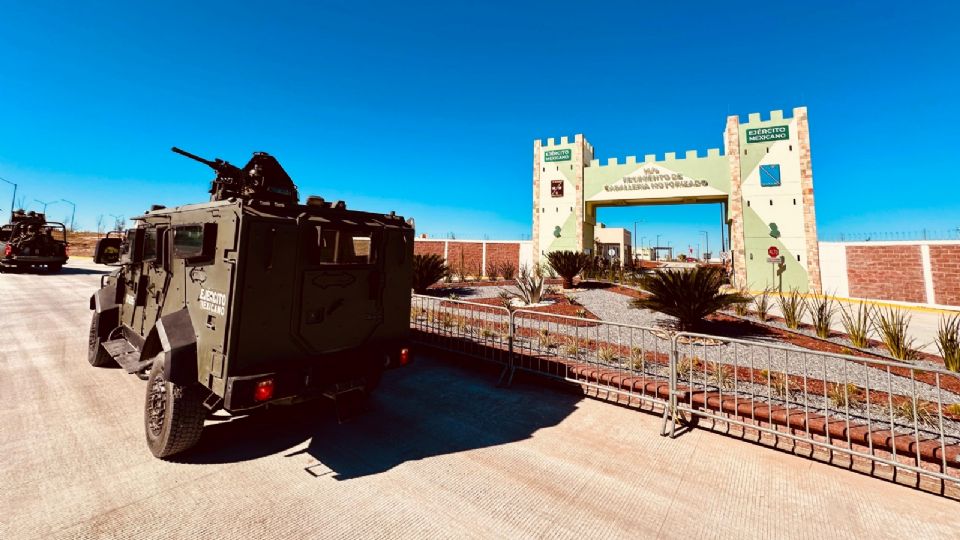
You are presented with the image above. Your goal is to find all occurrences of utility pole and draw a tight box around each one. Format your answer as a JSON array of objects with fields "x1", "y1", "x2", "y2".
[
  {"x1": 0, "y1": 176, "x2": 16, "y2": 221},
  {"x1": 633, "y1": 220, "x2": 644, "y2": 250},
  {"x1": 699, "y1": 230, "x2": 709, "y2": 259}
]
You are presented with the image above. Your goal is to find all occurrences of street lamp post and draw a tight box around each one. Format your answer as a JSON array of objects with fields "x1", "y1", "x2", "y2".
[
  {"x1": 61, "y1": 199, "x2": 76, "y2": 231},
  {"x1": 0, "y1": 176, "x2": 16, "y2": 221},
  {"x1": 34, "y1": 199, "x2": 58, "y2": 214},
  {"x1": 699, "y1": 230, "x2": 709, "y2": 259}
]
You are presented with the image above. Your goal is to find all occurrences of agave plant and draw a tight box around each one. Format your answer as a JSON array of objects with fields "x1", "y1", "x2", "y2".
[
  {"x1": 631, "y1": 267, "x2": 751, "y2": 330},
  {"x1": 512, "y1": 265, "x2": 545, "y2": 305},
  {"x1": 545, "y1": 250, "x2": 590, "y2": 289},
  {"x1": 412, "y1": 254, "x2": 448, "y2": 294}
]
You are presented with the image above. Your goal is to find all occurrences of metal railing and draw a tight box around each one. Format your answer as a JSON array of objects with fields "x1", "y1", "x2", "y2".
[{"x1": 409, "y1": 294, "x2": 960, "y2": 487}]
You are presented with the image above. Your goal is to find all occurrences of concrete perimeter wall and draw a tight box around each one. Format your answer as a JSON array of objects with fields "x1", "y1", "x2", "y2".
[
  {"x1": 414, "y1": 239, "x2": 533, "y2": 278},
  {"x1": 819, "y1": 240, "x2": 960, "y2": 309}
]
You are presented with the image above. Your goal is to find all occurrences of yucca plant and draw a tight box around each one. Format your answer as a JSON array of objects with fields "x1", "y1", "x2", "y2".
[
  {"x1": 631, "y1": 267, "x2": 750, "y2": 330},
  {"x1": 512, "y1": 265, "x2": 545, "y2": 305},
  {"x1": 753, "y1": 288, "x2": 773, "y2": 322},
  {"x1": 805, "y1": 292, "x2": 835, "y2": 339},
  {"x1": 546, "y1": 250, "x2": 590, "y2": 289},
  {"x1": 412, "y1": 254, "x2": 448, "y2": 294},
  {"x1": 873, "y1": 307, "x2": 918, "y2": 361},
  {"x1": 839, "y1": 303, "x2": 873, "y2": 348},
  {"x1": 777, "y1": 288, "x2": 805, "y2": 329},
  {"x1": 936, "y1": 313, "x2": 960, "y2": 372}
]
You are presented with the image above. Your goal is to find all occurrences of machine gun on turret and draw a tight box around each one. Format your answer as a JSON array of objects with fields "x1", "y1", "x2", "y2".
[{"x1": 171, "y1": 147, "x2": 299, "y2": 207}]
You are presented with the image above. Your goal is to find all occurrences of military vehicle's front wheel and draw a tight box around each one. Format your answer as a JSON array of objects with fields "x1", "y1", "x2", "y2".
[
  {"x1": 48, "y1": 263, "x2": 62, "y2": 273},
  {"x1": 144, "y1": 355, "x2": 207, "y2": 459},
  {"x1": 87, "y1": 315, "x2": 115, "y2": 367}
]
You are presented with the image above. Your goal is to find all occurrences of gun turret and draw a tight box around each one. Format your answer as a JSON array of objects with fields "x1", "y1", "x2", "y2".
[{"x1": 171, "y1": 147, "x2": 299, "y2": 207}]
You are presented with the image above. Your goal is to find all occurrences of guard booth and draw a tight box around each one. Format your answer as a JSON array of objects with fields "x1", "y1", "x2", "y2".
[{"x1": 531, "y1": 107, "x2": 822, "y2": 292}]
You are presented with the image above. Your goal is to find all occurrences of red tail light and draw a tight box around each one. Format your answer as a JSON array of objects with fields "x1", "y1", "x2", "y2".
[
  {"x1": 3, "y1": 244, "x2": 11, "y2": 257},
  {"x1": 253, "y1": 379, "x2": 275, "y2": 402},
  {"x1": 399, "y1": 347, "x2": 411, "y2": 366}
]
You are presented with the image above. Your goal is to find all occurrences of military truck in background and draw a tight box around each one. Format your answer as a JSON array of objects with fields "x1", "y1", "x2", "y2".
[
  {"x1": 0, "y1": 210, "x2": 69, "y2": 272},
  {"x1": 89, "y1": 147, "x2": 415, "y2": 459}
]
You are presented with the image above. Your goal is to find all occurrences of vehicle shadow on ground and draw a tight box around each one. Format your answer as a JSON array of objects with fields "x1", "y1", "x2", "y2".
[
  {"x1": 179, "y1": 355, "x2": 581, "y2": 479},
  {"x1": 59, "y1": 266, "x2": 110, "y2": 275}
]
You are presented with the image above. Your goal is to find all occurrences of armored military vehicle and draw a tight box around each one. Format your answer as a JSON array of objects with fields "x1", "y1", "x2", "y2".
[
  {"x1": 89, "y1": 147, "x2": 415, "y2": 459},
  {"x1": 0, "y1": 210, "x2": 69, "y2": 272}
]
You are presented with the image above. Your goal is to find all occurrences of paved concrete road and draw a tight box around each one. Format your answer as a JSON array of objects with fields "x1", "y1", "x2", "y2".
[{"x1": 2, "y1": 260, "x2": 958, "y2": 539}]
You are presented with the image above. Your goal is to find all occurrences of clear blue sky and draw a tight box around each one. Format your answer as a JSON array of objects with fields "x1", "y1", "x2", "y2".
[{"x1": 1, "y1": 1, "x2": 958, "y2": 249}]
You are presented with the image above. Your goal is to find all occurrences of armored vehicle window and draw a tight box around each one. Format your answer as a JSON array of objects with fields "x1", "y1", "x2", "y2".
[
  {"x1": 173, "y1": 225, "x2": 204, "y2": 258},
  {"x1": 0, "y1": 227, "x2": 10, "y2": 242},
  {"x1": 142, "y1": 228, "x2": 159, "y2": 261},
  {"x1": 304, "y1": 227, "x2": 377, "y2": 265}
]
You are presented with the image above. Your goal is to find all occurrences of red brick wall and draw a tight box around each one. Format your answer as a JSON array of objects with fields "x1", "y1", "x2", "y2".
[
  {"x1": 415, "y1": 240, "x2": 445, "y2": 258},
  {"x1": 413, "y1": 240, "x2": 523, "y2": 279},
  {"x1": 446, "y1": 243, "x2": 484, "y2": 277},
  {"x1": 930, "y1": 245, "x2": 960, "y2": 306},
  {"x1": 845, "y1": 245, "x2": 926, "y2": 303},
  {"x1": 485, "y1": 243, "x2": 520, "y2": 277}
]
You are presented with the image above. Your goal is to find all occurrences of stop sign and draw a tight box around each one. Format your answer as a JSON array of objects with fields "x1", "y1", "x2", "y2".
[{"x1": 768, "y1": 246, "x2": 780, "y2": 258}]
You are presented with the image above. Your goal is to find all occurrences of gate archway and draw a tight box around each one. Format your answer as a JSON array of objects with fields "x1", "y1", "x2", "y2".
[{"x1": 532, "y1": 107, "x2": 821, "y2": 292}]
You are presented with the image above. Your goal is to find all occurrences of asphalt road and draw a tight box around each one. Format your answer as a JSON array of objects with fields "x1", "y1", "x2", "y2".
[{"x1": 2, "y1": 260, "x2": 958, "y2": 539}]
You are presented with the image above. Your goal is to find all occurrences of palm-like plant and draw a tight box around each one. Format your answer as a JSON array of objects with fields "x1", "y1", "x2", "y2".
[
  {"x1": 630, "y1": 267, "x2": 750, "y2": 330},
  {"x1": 412, "y1": 254, "x2": 448, "y2": 294},
  {"x1": 546, "y1": 250, "x2": 590, "y2": 289}
]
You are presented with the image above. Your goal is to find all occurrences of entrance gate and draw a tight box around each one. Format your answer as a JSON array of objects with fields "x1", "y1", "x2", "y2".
[{"x1": 532, "y1": 107, "x2": 822, "y2": 292}]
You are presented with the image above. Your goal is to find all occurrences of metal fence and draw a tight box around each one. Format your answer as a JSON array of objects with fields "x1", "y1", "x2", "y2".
[
  {"x1": 409, "y1": 294, "x2": 960, "y2": 488},
  {"x1": 825, "y1": 229, "x2": 960, "y2": 242}
]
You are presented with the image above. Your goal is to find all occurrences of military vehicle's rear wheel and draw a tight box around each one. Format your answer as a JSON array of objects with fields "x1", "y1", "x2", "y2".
[
  {"x1": 87, "y1": 315, "x2": 115, "y2": 367},
  {"x1": 144, "y1": 355, "x2": 207, "y2": 459},
  {"x1": 48, "y1": 263, "x2": 62, "y2": 273}
]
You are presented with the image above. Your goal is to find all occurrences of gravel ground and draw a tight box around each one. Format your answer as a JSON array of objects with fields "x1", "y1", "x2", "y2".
[{"x1": 730, "y1": 311, "x2": 950, "y2": 373}]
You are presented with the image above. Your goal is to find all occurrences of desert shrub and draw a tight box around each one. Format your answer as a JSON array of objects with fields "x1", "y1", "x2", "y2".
[
  {"x1": 805, "y1": 292, "x2": 835, "y2": 339},
  {"x1": 537, "y1": 329, "x2": 557, "y2": 349},
  {"x1": 936, "y1": 313, "x2": 960, "y2": 372},
  {"x1": 630, "y1": 267, "x2": 750, "y2": 330},
  {"x1": 895, "y1": 399, "x2": 935, "y2": 427},
  {"x1": 759, "y1": 369, "x2": 792, "y2": 398},
  {"x1": 499, "y1": 262, "x2": 516, "y2": 280},
  {"x1": 480, "y1": 327, "x2": 496, "y2": 339},
  {"x1": 839, "y1": 303, "x2": 873, "y2": 348},
  {"x1": 946, "y1": 403, "x2": 960, "y2": 417},
  {"x1": 753, "y1": 288, "x2": 773, "y2": 322},
  {"x1": 487, "y1": 263, "x2": 500, "y2": 281},
  {"x1": 565, "y1": 294, "x2": 580, "y2": 306},
  {"x1": 412, "y1": 254, "x2": 448, "y2": 294},
  {"x1": 546, "y1": 250, "x2": 590, "y2": 289},
  {"x1": 513, "y1": 265, "x2": 545, "y2": 305},
  {"x1": 676, "y1": 355, "x2": 704, "y2": 380},
  {"x1": 630, "y1": 347, "x2": 645, "y2": 371},
  {"x1": 873, "y1": 307, "x2": 918, "y2": 361},
  {"x1": 827, "y1": 383, "x2": 862, "y2": 409},
  {"x1": 777, "y1": 289, "x2": 805, "y2": 329},
  {"x1": 575, "y1": 308, "x2": 588, "y2": 318},
  {"x1": 562, "y1": 340, "x2": 581, "y2": 358},
  {"x1": 597, "y1": 346, "x2": 617, "y2": 364},
  {"x1": 707, "y1": 362, "x2": 734, "y2": 390}
]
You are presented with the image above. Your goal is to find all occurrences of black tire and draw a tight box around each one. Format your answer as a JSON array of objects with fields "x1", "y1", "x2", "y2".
[
  {"x1": 48, "y1": 263, "x2": 62, "y2": 273},
  {"x1": 87, "y1": 315, "x2": 115, "y2": 367},
  {"x1": 364, "y1": 362, "x2": 384, "y2": 394},
  {"x1": 144, "y1": 355, "x2": 207, "y2": 459}
]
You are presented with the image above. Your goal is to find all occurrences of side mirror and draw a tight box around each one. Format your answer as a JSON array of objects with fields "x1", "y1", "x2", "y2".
[{"x1": 93, "y1": 237, "x2": 122, "y2": 265}]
